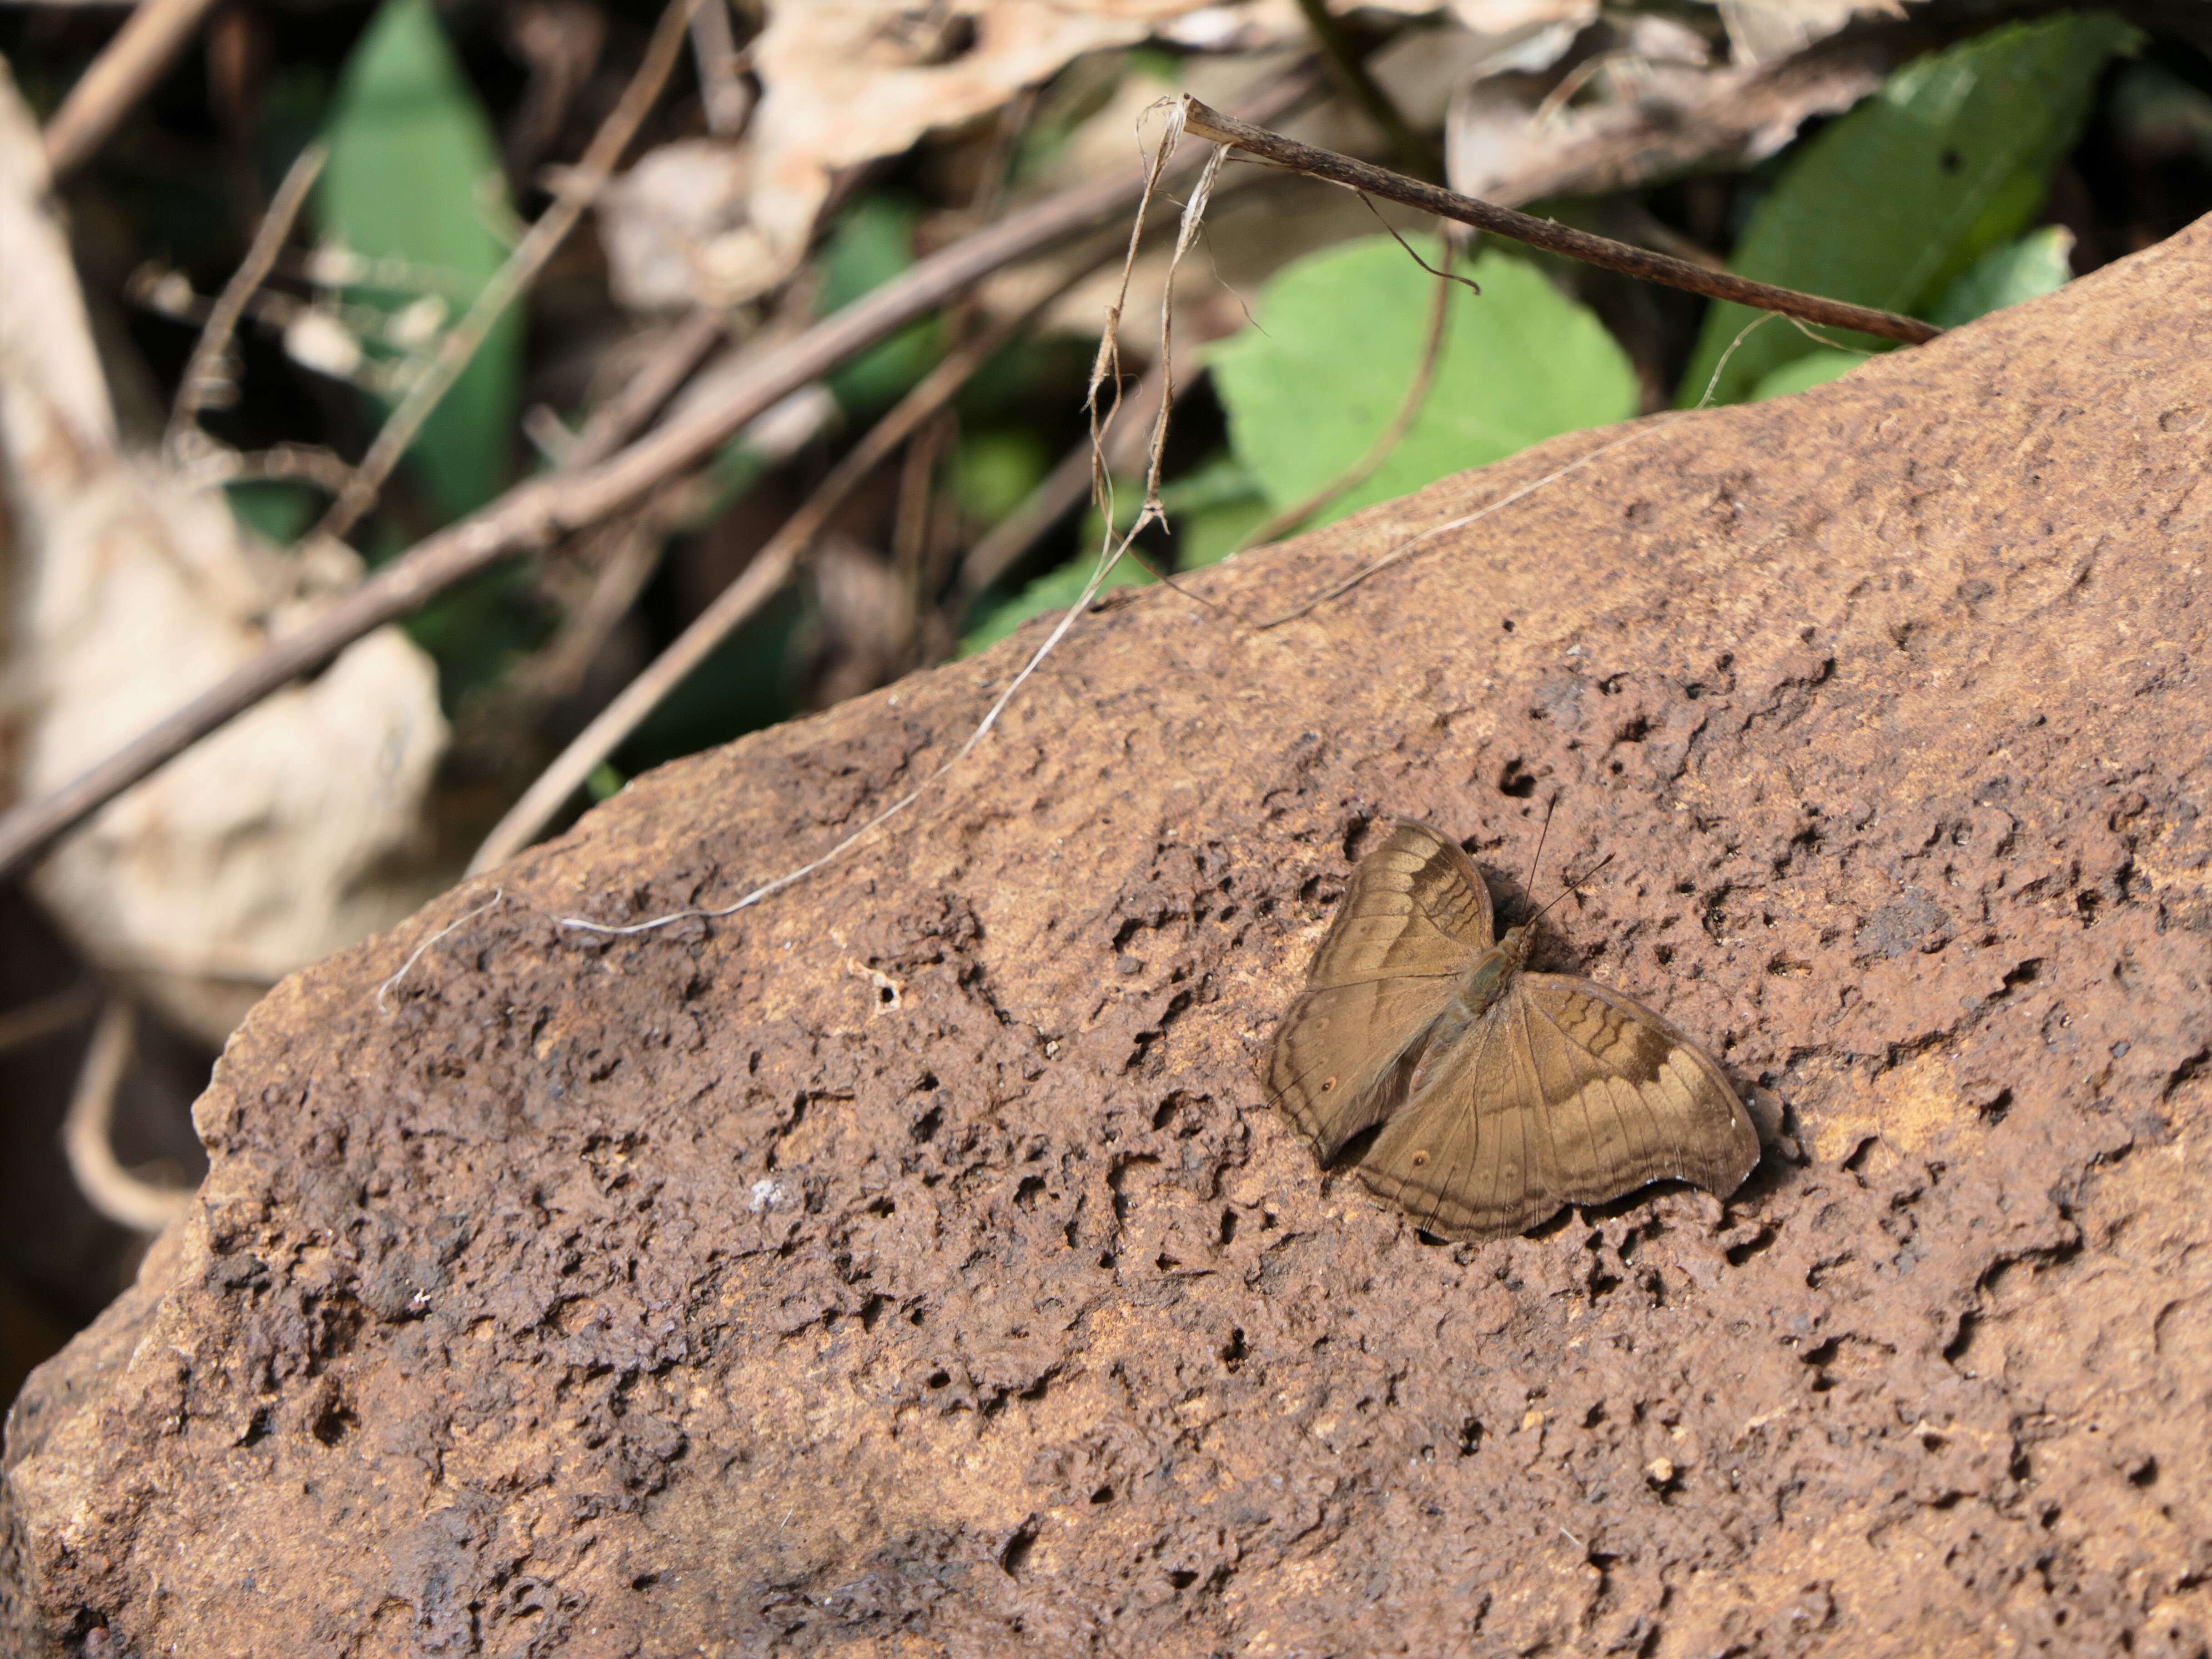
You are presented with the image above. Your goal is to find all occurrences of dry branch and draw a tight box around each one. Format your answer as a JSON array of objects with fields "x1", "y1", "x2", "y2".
[
  {"x1": 566, "y1": 307, "x2": 729, "y2": 468},
  {"x1": 317, "y1": 0, "x2": 706, "y2": 539},
  {"x1": 467, "y1": 274, "x2": 1093, "y2": 873},
  {"x1": 167, "y1": 142, "x2": 326, "y2": 453},
  {"x1": 1178, "y1": 96, "x2": 1942, "y2": 347},
  {"x1": 41, "y1": 0, "x2": 221, "y2": 175}
]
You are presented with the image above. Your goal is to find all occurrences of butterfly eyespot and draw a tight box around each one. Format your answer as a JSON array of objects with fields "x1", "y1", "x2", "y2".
[
  {"x1": 1320, "y1": 1076, "x2": 1337, "y2": 1093},
  {"x1": 1411, "y1": 1150, "x2": 1430, "y2": 1167}
]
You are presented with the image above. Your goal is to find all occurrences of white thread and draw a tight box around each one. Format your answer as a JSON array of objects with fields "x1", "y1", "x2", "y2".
[{"x1": 377, "y1": 888, "x2": 506, "y2": 1012}]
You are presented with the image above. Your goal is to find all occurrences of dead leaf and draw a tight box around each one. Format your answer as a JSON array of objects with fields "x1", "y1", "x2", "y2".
[
  {"x1": 1708, "y1": 0, "x2": 1905, "y2": 65},
  {"x1": 0, "y1": 63, "x2": 449, "y2": 1044}
]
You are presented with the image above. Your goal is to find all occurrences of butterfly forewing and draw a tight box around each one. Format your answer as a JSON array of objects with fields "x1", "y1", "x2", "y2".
[
  {"x1": 1301, "y1": 820, "x2": 1492, "y2": 988},
  {"x1": 1264, "y1": 820, "x2": 1492, "y2": 1158}
]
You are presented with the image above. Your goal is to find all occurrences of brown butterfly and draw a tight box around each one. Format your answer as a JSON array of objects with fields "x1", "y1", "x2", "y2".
[{"x1": 1264, "y1": 819, "x2": 1760, "y2": 1240}]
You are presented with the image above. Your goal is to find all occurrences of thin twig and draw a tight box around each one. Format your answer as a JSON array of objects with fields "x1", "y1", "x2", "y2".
[
  {"x1": 167, "y1": 141, "x2": 327, "y2": 454},
  {"x1": 468, "y1": 278, "x2": 1085, "y2": 874},
  {"x1": 956, "y1": 362, "x2": 1171, "y2": 600},
  {"x1": 0, "y1": 981, "x2": 99, "y2": 1056},
  {"x1": 1179, "y1": 96, "x2": 1942, "y2": 347},
  {"x1": 174, "y1": 441, "x2": 359, "y2": 498},
  {"x1": 890, "y1": 412, "x2": 948, "y2": 595},
  {"x1": 1232, "y1": 233, "x2": 1457, "y2": 554},
  {"x1": 42, "y1": 0, "x2": 223, "y2": 176},
  {"x1": 317, "y1": 0, "x2": 707, "y2": 540},
  {"x1": 689, "y1": 0, "x2": 751, "y2": 135},
  {"x1": 567, "y1": 306, "x2": 729, "y2": 468},
  {"x1": 545, "y1": 106, "x2": 1226, "y2": 937},
  {"x1": 62, "y1": 1000, "x2": 193, "y2": 1235},
  {"x1": 483, "y1": 515, "x2": 667, "y2": 715},
  {"x1": 0, "y1": 68, "x2": 1323, "y2": 885}
]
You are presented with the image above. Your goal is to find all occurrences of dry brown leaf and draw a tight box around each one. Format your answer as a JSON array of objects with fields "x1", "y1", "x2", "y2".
[
  {"x1": 0, "y1": 62, "x2": 448, "y2": 1045},
  {"x1": 1446, "y1": 10, "x2": 1885, "y2": 205},
  {"x1": 597, "y1": 137, "x2": 756, "y2": 311},
  {"x1": 602, "y1": 0, "x2": 1488, "y2": 314}
]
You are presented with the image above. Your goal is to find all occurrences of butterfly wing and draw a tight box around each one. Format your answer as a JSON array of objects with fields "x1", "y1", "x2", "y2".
[
  {"x1": 1355, "y1": 971, "x2": 1760, "y2": 1241},
  {"x1": 1264, "y1": 820, "x2": 1490, "y2": 1158},
  {"x1": 1302, "y1": 819, "x2": 1492, "y2": 988},
  {"x1": 1266, "y1": 978, "x2": 1462, "y2": 1158}
]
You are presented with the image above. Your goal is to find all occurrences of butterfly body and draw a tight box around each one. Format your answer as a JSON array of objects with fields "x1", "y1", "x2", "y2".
[
  {"x1": 1264, "y1": 820, "x2": 1760, "y2": 1241},
  {"x1": 1403, "y1": 925, "x2": 1524, "y2": 1097}
]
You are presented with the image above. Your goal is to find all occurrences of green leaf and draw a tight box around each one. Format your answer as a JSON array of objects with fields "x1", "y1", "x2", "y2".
[
  {"x1": 1748, "y1": 348, "x2": 1865, "y2": 402},
  {"x1": 1176, "y1": 496, "x2": 1272, "y2": 569},
  {"x1": 1748, "y1": 226, "x2": 2073, "y2": 402},
  {"x1": 959, "y1": 553, "x2": 1153, "y2": 658},
  {"x1": 1679, "y1": 12, "x2": 2137, "y2": 408},
  {"x1": 1925, "y1": 225, "x2": 2075, "y2": 327},
  {"x1": 1211, "y1": 236, "x2": 1638, "y2": 528},
  {"x1": 819, "y1": 197, "x2": 944, "y2": 414},
  {"x1": 1155, "y1": 452, "x2": 1267, "y2": 569},
  {"x1": 1158, "y1": 452, "x2": 1263, "y2": 518},
  {"x1": 319, "y1": 0, "x2": 518, "y2": 522},
  {"x1": 225, "y1": 480, "x2": 324, "y2": 546},
  {"x1": 956, "y1": 430, "x2": 1052, "y2": 525}
]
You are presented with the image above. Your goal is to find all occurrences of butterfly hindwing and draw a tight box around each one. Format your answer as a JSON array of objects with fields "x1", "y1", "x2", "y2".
[
  {"x1": 1517, "y1": 973, "x2": 1761, "y2": 1199},
  {"x1": 1354, "y1": 973, "x2": 1759, "y2": 1241},
  {"x1": 1265, "y1": 976, "x2": 1462, "y2": 1159}
]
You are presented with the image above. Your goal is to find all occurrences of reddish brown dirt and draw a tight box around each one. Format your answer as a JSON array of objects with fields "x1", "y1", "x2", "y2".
[{"x1": 6, "y1": 219, "x2": 2212, "y2": 1659}]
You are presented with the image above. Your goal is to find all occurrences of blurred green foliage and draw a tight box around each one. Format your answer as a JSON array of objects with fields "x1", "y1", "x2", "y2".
[
  {"x1": 1749, "y1": 225, "x2": 2078, "y2": 400},
  {"x1": 224, "y1": 480, "x2": 324, "y2": 546},
  {"x1": 318, "y1": 0, "x2": 519, "y2": 521},
  {"x1": 1680, "y1": 12, "x2": 2137, "y2": 406},
  {"x1": 956, "y1": 430, "x2": 1054, "y2": 526},
  {"x1": 1213, "y1": 236, "x2": 1638, "y2": 528},
  {"x1": 1925, "y1": 224, "x2": 2078, "y2": 327},
  {"x1": 819, "y1": 198, "x2": 945, "y2": 414}
]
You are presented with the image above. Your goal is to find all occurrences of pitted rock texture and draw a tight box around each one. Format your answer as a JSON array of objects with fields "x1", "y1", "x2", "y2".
[{"x1": 6, "y1": 221, "x2": 2212, "y2": 1659}]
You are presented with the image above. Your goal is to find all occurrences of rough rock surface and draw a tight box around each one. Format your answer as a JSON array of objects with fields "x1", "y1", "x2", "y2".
[{"x1": 7, "y1": 219, "x2": 2212, "y2": 1659}]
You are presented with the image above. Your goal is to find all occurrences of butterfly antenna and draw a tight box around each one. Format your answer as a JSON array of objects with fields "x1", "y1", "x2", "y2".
[
  {"x1": 1528, "y1": 851, "x2": 1618, "y2": 928},
  {"x1": 1519, "y1": 794, "x2": 1558, "y2": 919}
]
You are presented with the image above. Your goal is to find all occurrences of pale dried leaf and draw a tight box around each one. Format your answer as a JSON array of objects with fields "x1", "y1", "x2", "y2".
[
  {"x1": 1446, "y1": 12, "x2": 1880, "y2": 205},
  {"x1": 1709, "y1": 0, "x2": 1904, "y2": 65},
  {"x1": 0, "y1": 64, "x2": 449, "y2": 1045},
  {"x1": 1443, "y1": 0, "x2": 1596, "y2": 40},
  {"x1": 282, "y1": 309, "x2": 366, "y2": 380},
  {"x1": 596, "y1": 137, "x2": 759, "y2": 311}
]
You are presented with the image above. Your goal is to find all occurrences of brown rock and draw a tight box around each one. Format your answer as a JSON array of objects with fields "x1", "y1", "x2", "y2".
[{"x1": 7, "y1": 220, "x2": 2212, "y2": 1657}]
